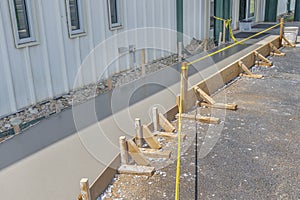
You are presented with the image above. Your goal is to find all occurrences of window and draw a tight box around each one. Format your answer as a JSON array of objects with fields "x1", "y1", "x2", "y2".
[
  {"x1": 108, "y1": 0, "x2": 123, "y2": 30},
  {"x1": 239, "y1": 0, "x2": 256, "y2": 20},
  {"x1": 9, "y1": 0, "x2": 37, "y2": 46},
  {"x1": 66, "y1": 0, "x2": 85, "y2": 37},
  {"x1": 248, "y1": 0, "x2": 255, "y2": 18}
]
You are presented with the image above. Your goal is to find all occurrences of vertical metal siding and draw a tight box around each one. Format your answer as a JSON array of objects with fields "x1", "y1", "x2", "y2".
[
  {"x1": 277, "y1": 0, "x2": 288, "y2": 16},
  {"x1": 183, "y1": 0, "x2": 210, "y2": 46},
  {"x1": 0, "y1": 0, "x2": 178, "y2": 117}
]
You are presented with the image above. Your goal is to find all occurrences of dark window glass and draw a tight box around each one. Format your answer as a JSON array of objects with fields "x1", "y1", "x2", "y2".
[
  {"x1": 69, "y1": 0, "x2": 80, "y2": 31},
  {"x1": 110, "y1": 0, "x2": 118, "y2": 24},
  {"x1": 13, "y1": 0, "x2": 30, "y2": 39}
]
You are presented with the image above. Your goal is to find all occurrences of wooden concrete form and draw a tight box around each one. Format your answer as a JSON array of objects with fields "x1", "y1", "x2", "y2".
[
  {"x1": 139, "y1": 148, "x2": 171, "y2": 159},
  {"x1": 89, "y1": 155, "x2": 120, "y2": 200},
  {"x1": 159, "y1": 113, "x2": 176, "y2": 132},
  {"x1": 135, "y1": 118, "x2": 143, "y2": 147},
  {"x1": 119, "y1": 136, "x2": 129, "y2": 164},
  {"x1": 89, "y1": 36, "x2": 286, "y2": 199},
  {"x1": 200, "y1": 102, "x2": 238, "y2": 110},
  {"x1": 152, "y1": 107, "x2": 159, "y2": 132},
  {"x1": 238, "y1": 61, "x2": 263, "y2": 79},
  {"x1": 79, "y1": 178, "x2": 91, "y2": 200},
  {"x1": 193, "y1": 86, "x2": 238, "y2": 110},
  {"x1": 180, "y1": 62, "x2": 188, "y2": 113},
  {"x1": 142, "y1": 49, "x2": 146, "y2": 76},
  {"x1": 254, "y1": 51, "x2": 273, "y2": 67},
  {"x1": 283, "y1": 36, "x2": 296, "y2": 48},
  {"x1": 127, "y1": 139, "x2": 150, "y2": 166},
  {"x1": 142, "y1": 125, "x2": 162, "y2": 149},
  {"x1": 180, "y1": 36, "x2": 282, "y2": 111},
  {"x1": 269, "y1": 43, "x2": 286, "y2": 56},
  {"x1": 155, "y1": 131, "x2": 187, "y2": 141},
  {"x1": 118, "y1": 165, "x2": 155, "y2": 176},
  {"x1": 175, "y1": 113, "x2": 220, "y2": 124}
]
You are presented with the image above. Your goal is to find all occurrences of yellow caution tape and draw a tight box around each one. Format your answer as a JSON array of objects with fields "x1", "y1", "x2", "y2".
[
  {"x1": 175, "y1": 21, "x2": 282, "y2": 200},
  {"x1": 187, "y1": 23, "x2": 281, "y2": 66},
  {"x1": 214, "y1": 16, "x2": 239, "y2": 43}
]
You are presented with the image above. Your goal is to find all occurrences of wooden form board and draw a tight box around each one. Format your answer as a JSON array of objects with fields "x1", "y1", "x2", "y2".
[
  {"x1": 118, "y1": 165, "x2": 155, "y2": 176},
  {"x1": 159, "y1": 113, "x2": 176, "y2": 132},
  {"x1": 89, "y1": 155, "x2": 120, "y2": 200},
  {"x1": 90, "y1": 36, "x2": 283, "y2": 199},
  {"x1": 180, "y1": 36, "x2": 282, "y2": 110},
  {"x1": 127, "y1": 139, "x2": 150, "y2": 166},
  {"x1": 142, "y1": 125, "x2": 162, "y2": 149}
]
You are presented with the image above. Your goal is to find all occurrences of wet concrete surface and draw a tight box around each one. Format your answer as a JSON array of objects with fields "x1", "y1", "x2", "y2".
[{"x1": 101, "y1": 46, "x2": 300, "y2": 199}]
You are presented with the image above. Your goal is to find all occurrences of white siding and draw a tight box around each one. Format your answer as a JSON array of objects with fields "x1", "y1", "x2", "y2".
[
  {"x1": 183, "y1": 0, "x2": 210, "y2": 46},
  {"x1": 0, "y1": 0, "x2": 178, "y2": 117},
  {"x1": 277, "y1": 0, "x2": 288, "y2": 16}
]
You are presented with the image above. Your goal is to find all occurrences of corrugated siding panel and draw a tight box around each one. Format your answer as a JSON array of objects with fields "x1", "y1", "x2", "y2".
[
  {"x1": 0, "y1": 0, "x2": 177, "y2": 117},
  {"x1": 277, "y1": 0, "x2": 288, "y2": 15},
  {"x1": 183, "y1": 0, "x2": 209, "y2": 46}
]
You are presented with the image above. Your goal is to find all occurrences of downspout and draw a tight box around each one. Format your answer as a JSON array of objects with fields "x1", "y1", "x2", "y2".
[
  {"x1": 176, "y1": 0, "x2": 184, "y2": 44},
  {"x1": 295, "y1": 0, "x2": 300, "y2": 21}
]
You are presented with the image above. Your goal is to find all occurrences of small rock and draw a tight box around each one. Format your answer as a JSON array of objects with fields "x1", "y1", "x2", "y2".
[{"x1": 4, "y1": 124, "x2": 11, "y2": 129}]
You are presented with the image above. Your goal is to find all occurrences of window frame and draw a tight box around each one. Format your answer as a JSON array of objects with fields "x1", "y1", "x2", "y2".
[
  {"x1": 65, "y1": 0, "x2": 86, "y2": 38},
  {"x1": 247, "y1": 0, "x2": 255, "y2": 19},
  {"x1": 107, "y1": 0, "x2": 123, "y2": 30},
  {"x1": 8, "y1": 0, "x2": 38, "y2": 48}
]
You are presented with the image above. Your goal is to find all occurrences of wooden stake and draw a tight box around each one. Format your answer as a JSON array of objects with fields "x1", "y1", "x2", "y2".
[
  {"x1": 238, "y1": 61, "x2": 263, "y2": 79},
  {"x1": 80, "y1": 178, "x2": 90, "y2": 200},
  {"x1": 118, "y1": 164, "x2": 155, "y2": 176},
  {"x1": 280, "y1": 17, "x2": 284, "y2": 46},
  {"x1": 269, "y1": 43, "x2": 286, "y2": 56},
  {"x1": 194, "y1": 86, "x2": 216, "y2": 105},
  {"x1": 127, "y1": 139, "x2": 150, "y2": 166},
  {"x1": 141, "y1": 49, "x2": 146, "y2": 76},
  {"x1": 255, "y1": 61, "x2": 272, "y2": 67},
  {"x1": 181, "y1": 62, "x2": 188, "y2": 113},
  {"x1": 283, "y1": 36, "x2": 296, "y2": 48},
  {"x1": 270, "y1": 52, "x2": 286, "y2": 57},
  {"x1": 155, "y1": 132, "x2": 187, "y2": 141},
  {"x1": 218, "y1": 32, "x2": 223, "y2": 46},
  {"x1": 119, "y1": 136, "x2": 128, "y2": 165},
  {"x1": 107, "y1": 76, "x2": 113, "y2": 90},
  {"x1": 142, "y1": 125, "x2": 162, "y2": 149},
  {"x1": 135, "y1": 118, "x2": 143, "y2": 147},
  {"x1": 159, "y1": 113, "x2": 176, "y2": 132},
  {"x1": 175, "y1": 113, "x2": 220, "y2": 124},
  {"x1": 200, "y1": 102, "x2": 238, "y2": 111},
  {"x1": 152, "y1": 107, "x2": 159, "y2": 132},
  {"x1": 254, "y1": 51, "x2": 273, "y2": 66},
  {"x1": 139, "y1": 148, "x2": 171, "y2": 159}
]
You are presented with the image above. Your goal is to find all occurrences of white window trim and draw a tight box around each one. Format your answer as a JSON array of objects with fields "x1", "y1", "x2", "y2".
[
  {"x1": 107, "y1": 0, "x2": 123, "y2": 30},
  {"x1": 65, "y1": 0, "x2": 87, "y2": 38},
  {"x1": 8, "y1": 0, "x2": 39, "y2": 48}
]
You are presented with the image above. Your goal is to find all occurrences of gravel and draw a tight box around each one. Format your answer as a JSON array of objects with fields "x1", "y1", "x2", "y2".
[
  {"x1": 98, "y1": 46, "x2": 300, "y2": 199},
  {"x1": 0, "y1": 37, "x2": 216, "y2": 140}
]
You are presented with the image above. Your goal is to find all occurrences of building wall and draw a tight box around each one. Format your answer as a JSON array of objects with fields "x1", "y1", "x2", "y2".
[
  {"x1": 0, "y1": 0, "x2": 178, "y2": 117},
  {"x1": 183, "y1": 0, "x2": 210, "y2": 45}
]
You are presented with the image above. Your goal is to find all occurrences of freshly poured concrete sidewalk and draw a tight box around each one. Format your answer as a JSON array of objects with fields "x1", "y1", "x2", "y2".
[{"x1": 0, "y1": 36, "x2": 278, "y2": 200}]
